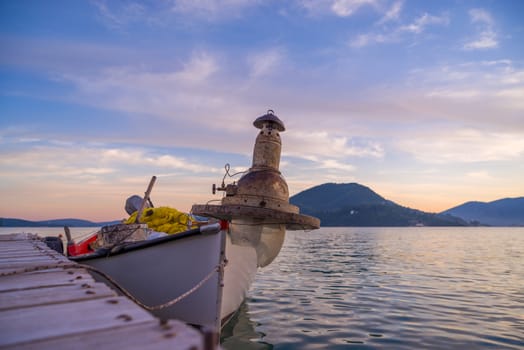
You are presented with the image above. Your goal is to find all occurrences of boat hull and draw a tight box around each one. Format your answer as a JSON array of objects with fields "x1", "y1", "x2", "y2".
[
  {"x1": 221, "y1": 233, "x2": 258, "y2": 320},
  {"x1": 73, "y1": 226, "x2": 226, "y2": 330},
  {"x1": 71, "y1": 223, "x2": 260, "y2": 330}
]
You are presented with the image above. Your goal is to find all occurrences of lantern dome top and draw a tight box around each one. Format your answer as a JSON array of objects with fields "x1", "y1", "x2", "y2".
[{"x1": 253, "y1": 109, "x2": 285, "y2": 132}]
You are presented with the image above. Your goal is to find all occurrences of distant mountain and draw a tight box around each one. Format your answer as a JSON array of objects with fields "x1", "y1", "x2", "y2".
[
  {"x1": 290, "y1": 183, "x2": 468, "y2": 227},
  {"x1": 441, "y1": 197, "x2": 524, "y2": 226},
  {"x1": 0, "y1": 218, "x2": 121, "y2": 227},
  {"x1": 290, "y1": 183, "x2": 392, "y2": 212}
]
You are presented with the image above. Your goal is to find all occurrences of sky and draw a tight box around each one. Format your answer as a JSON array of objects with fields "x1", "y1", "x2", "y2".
[{"x1": 1, "y1": 0, "x2": 523, "y2": 222}]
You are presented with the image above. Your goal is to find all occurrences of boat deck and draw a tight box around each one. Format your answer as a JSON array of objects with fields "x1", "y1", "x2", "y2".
[{"x1": 0, "y1": 233, "x2": 215, "y2": 349}]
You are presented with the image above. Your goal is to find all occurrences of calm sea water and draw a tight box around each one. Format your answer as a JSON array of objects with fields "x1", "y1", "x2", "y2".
[
  {"x1": 0, "y1": 227, "x2": 100, "y2": 240},
  {"x1": 221, "y1": 227, "x2": 524, "y2": 350},
  {"x1": 3, "y1": 227, "x2": 523, "y2": 349}
]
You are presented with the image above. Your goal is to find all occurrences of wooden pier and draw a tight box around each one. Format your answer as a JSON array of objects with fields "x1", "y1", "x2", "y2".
[{"x1": 0, "y1": 233, "x2": 215, "y2": 349}]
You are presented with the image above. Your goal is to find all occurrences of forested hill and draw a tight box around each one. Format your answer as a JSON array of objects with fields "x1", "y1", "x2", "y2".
[
  {"x1": 290, "y1": 183, "x2": 468, "y2": 227},
  {"x1": 441, "y1": 197, "x2": 524, "y2": 226}
]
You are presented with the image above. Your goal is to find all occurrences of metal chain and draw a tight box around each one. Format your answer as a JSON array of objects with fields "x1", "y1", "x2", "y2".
[
  {"x1": 1, "y1": 259, "x2": 224, "y2": 311},
  {"x1": 78, "y1": 262, "x2": 224, "y2": 311},
  {"x1": 138, "y1": 265, "x2": 221, "y2": 311},
  {"x1": 2, "y1": 236, "x2": 225, "y2": 311}
]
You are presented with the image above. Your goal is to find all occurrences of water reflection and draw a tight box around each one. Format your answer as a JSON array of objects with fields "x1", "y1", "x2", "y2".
[{"x1": 221, "y1": 302, "x2": 273, "y2": 350}]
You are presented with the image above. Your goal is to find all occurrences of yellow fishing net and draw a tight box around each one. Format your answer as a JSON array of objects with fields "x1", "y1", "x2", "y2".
[{"x1": 125, "y1": 206, "x2": 197, "y2": 234}]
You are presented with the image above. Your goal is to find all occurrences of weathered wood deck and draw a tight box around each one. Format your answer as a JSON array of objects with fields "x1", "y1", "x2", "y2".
[{"x1": 0, "y1": 233, "x2": 214, "y2": 349}]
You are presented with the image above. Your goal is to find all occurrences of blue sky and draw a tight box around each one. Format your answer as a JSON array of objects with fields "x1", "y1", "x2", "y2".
[{"x1": 1, "y1": 0, "x2": 523, "y2": 221}]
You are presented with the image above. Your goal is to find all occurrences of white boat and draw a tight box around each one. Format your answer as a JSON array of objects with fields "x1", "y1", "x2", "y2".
[
  {"x1": 66, "y1": 110, "x2": 320, "y2": 333},
  {"x1": 70, "y1": 222, "x2": 227, "y2": 330}
]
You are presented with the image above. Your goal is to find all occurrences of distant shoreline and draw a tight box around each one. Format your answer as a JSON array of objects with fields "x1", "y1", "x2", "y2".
[{"x1": 0, "y1": 218, "x2": 121, "y2": 228}]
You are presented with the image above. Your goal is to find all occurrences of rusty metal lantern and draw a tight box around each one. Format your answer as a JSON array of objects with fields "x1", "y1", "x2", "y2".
[
  {"x1": 221, "y1": 110, "x2": 298, "y2": 214},
  {"x1": 192, "y1": 110, "x2": 320, "y2": 266}
]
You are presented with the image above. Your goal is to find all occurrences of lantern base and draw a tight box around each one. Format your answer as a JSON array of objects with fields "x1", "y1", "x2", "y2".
[{"x1": 191, "y1": 204, "x2": 320, "y2": 230}]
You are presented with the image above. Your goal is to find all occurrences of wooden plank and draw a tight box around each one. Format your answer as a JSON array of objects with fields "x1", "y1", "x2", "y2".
[
  {"x1": 0, "y1": 237, "x2": 49, "y2": 245},
  {"x1": 4, "y1": 319, "x2": 205, "y2": 350},
  {"x1": 0, "y1": 297, "x2": 155, "y2": 347},
  {"x1": 0, "y1": 236, "x2": 38, "y2": 241},
  {"x1": 0, "y1": 242, "x2": 42, "y2": 248},
  {"x1": 0, "y1": 247, "x2": 47, "y2": 253},
  {"x1": 0, "y1": 246, "x2": 57, "y2": 255},
  {"x1": 0, "y1": 246, "x2": 41, "y2": 250},
  {"x1": 1, "y1": 243, "x2": 60, "y2": 252},
  {"x1": 0, "y1": 253, "x2": 57, "y2": 261},
  {"x1": 0, "y1": 251, "x2": 54, "y2": 258},
  {"x1": 0, "y1": 233, "x2": 38, "y2": 241},
  {"x1": 0, "y1": 269, "x2": 95, "y2": 292},
  {"x1": 0, "y1": 261, "x2": 74, "y2": 272},
  {"x1": 0, "y1": 251, "x2": 65, "y2": 260},
  {"x1": 0, "y1": 242, "x2": 40, "y2": 247},
  {"x1": 0, "y1": 234, "x2": 209, "y2": 350},
  {"x1": 0, "y1": 283, "x2": 115, "y2": 311},
  {"x1": 0, "y1": 239, "x2": 45, "y2": 245},
  {"x1": 0, "y1": 254, "x2": 61, "y2": 264},
  {"x1": 0, "y1": 251, "x2": 69, "y2": 267}
]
